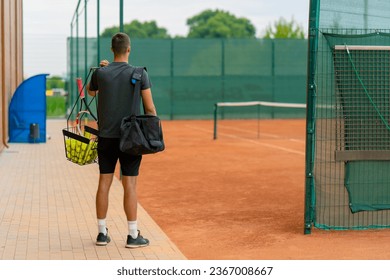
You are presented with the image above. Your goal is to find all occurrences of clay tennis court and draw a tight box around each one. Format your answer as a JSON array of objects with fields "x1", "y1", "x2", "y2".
[{"x1": 133, "y1": 119, "x2": 390, "y2": 259}]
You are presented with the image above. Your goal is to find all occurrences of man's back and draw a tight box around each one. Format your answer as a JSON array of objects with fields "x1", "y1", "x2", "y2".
[{"x1": 90, "y1": 62, "x2": 150, "y2": 138}]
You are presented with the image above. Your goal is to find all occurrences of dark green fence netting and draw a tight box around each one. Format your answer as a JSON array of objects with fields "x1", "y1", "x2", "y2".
[
  {"x1": 67, "y1": 38, "x2": 307, "y2": 120},
  {"x1": 305, "y1": 0, "x2": 390, "y2": 232}
]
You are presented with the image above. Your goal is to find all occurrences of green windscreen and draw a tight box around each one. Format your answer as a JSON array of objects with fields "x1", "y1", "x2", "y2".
[
  {"x1": 345, "y1": 161, "x2": 390, "y2": 213},
  {"x1": 67, "y1": 38, "x2": 307, "y2": 120}
]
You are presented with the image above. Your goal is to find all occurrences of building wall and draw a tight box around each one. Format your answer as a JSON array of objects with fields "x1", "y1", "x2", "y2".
[{"x1": 0, "y1": 0, "x2": 23, "y2": 152}]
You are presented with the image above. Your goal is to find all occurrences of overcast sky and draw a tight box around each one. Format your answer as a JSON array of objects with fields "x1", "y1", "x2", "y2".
[{"x1": 23, "y1": 0, "x2": 310, "y2": 78}]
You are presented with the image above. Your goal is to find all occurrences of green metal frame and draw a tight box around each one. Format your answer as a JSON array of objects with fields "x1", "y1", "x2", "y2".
[
  {"x1": 69, "y1": 0, "x2": 105, "y2": 120},
  {"x1": 97, "y1": 0, "x2": 100, "y2": 65},
  {"x1": 304, "y1": 0, "x2": 320, "y2": 234},
  {"x1": 120, "y1": 0, "x2": 124, "y2": 32}
]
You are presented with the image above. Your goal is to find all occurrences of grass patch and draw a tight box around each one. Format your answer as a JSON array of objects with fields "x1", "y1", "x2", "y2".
[{"x1": 47, "y1": 96, "x2": 66, "y2": 118}]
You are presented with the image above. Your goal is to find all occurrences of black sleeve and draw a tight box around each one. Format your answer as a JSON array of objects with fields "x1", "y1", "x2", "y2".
[
  {"x1": 141, "y1": 68, "x2": 152, "y2": 90},
  {"x1": 89, "y1": 70, "x2": 99, "y2": 91}
]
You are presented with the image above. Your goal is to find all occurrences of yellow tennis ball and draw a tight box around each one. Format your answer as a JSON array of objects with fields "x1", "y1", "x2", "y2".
[{"x1": 70, "y1": 139, "x2": 76, "y2": 149}]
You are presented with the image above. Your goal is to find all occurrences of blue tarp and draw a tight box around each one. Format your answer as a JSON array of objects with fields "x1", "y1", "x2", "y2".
[{"x1": 8, "y1": 74, "x2": 49, "y2": 143}]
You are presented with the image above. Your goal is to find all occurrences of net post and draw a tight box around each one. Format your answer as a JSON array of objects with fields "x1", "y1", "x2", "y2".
[
  {"x1": 257, "y1": 103, "x2": 260, "y2": 139},
  {"x1": 213, "y1": 103, "x2": 218, "y2": 140},
  {"x1": 304, "y1": 0, "x2": 320, "y2": 235}
]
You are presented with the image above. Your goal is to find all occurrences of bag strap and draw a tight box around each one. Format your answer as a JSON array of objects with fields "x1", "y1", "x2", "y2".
[{"x1": 130, "y1": 67, "x2": 147, "y2": 116}]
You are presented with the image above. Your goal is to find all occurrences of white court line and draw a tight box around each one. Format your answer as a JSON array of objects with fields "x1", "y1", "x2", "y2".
[
  {"x1": 218, "y1": 124, "x2": 305, "y2": 143},
  {"x1": 185, "y1": 125, "x2": 305, "y2": 156}
]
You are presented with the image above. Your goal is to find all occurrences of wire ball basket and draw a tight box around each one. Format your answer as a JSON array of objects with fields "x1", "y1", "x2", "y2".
[
  {"x1": 62, "y1": 124, "x2": 98, "y2": 165},
  {"x1": 62, "y1": 108, "x2": 99, "y2": 165}
]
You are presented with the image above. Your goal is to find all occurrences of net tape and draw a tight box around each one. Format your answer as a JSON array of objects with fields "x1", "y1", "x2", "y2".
[{"x1": 216, "y1": 101, "x2": 306, "y2": 108}]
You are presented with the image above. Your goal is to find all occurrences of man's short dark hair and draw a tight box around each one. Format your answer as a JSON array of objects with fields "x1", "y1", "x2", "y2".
[{"x1": 111, "y1": 32, "x2": 131, "y2": 55}]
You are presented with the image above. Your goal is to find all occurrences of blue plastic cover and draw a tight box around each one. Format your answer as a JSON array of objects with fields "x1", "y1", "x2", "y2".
[{"x1": 8, "y1": 74, "x2": 49, "y2": 143}]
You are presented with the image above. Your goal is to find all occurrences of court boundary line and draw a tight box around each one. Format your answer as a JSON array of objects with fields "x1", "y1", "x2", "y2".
[
  {"x1": 185, "y1": 124, "x2": 305, "y2": 156},
  {"x1": 217, "y1": 123, "x2": 305, "y2": 143}
]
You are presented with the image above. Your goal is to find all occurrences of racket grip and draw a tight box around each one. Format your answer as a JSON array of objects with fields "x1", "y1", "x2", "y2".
[{"x1": 76, "y1": 78, "x2": 84, "y2": 98}]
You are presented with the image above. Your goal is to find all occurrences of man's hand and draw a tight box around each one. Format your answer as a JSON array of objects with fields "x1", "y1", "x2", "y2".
[{"x1": 100, "y1": 60, "x2": 109, "y2": 67}]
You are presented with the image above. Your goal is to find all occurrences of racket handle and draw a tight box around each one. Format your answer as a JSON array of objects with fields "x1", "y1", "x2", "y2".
[{"x1": 76, "y1": 78, "x2": 84, "y2": 99}]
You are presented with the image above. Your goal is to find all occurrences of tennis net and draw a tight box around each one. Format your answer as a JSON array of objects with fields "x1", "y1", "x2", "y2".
[{"x1": 213, "y1": 101, "x2": 306, "y2": 139}]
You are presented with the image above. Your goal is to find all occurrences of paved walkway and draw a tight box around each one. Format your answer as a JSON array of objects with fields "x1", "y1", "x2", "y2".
[{"x1": 0, "y1": 120, "x2": 186, "y2": 260}]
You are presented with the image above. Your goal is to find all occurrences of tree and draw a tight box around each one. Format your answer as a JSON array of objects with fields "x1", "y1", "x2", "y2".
[
  {"x1": 101, "y1": 20, "x2": 170, "y2": 38},
  {"x1": 263, "y1": 17, "x2": 305, "y2": 39},
  {"x1": 186, "y1": 9, "x2": 256, "y2": 38},
  {"x1": 46, "y1": 76, "x2": 65, "y2": 90}
]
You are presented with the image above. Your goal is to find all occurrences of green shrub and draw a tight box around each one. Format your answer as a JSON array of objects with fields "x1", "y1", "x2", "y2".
[{"x1": 46, "y1": 96, "x2": 66, "y2": 117}]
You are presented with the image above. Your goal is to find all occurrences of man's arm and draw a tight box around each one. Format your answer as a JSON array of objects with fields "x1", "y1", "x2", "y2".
[
  {"x1": 86, "y1": 83, "x2": 97, "y2": 97},
  {"x1": 141, "y1": 88, "x2": 157, "y2": 116},
  {"x1": 87, "y1": 60, "x2": 109, "y2": 96}
]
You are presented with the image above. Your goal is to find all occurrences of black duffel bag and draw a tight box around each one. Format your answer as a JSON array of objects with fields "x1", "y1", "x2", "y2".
[{"x1": 119, "y1": 114, "x2": 164, "y2": 155}]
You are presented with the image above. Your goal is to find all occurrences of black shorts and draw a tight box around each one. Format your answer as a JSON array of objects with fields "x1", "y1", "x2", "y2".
[{"x1": 97, "y1": 137, "x2": 142, "y2": 176}]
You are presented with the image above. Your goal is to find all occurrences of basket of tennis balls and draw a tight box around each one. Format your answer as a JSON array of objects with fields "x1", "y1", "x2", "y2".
[{"x1": 62, "y1": 124, "x2": 99, "y2": 165}]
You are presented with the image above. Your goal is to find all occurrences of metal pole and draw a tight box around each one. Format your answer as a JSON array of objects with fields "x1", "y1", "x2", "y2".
[
  {"x1": 364, "y1": 0, "x2": 368, "y2": 29},
  {"x1": 119, "y1": 0, "x2": 124, "y2": 32},
  {"x1": 84, "y1": 0, "x2": 88, "y2": 77},
  {"x1": 213, "y1": 104, "x2": 218, "y2": 140},
  {"x1": 304, "y1": 0, "x2": 320, "y2": 235},
  {"x1": 71, "y1": 0, "x2": 82, "y2": 26},
  {"x1": 257, "y1": 104, "x2": 260, "y2": 139},
  {"x1": 170, "y1": 39, "x2": 174, "y2": 120},
  {"x1": 70, "y1": 23, "x2": 74, "y2": 119},
  {"x1": 84, "y1": 0, "x2": 88, "y2": 104},
  {"x1": 271, "y1": 40, "x2": 275, "y2": 119},
  {"x1": 76, "y1": 11, "x2": 79, "y2": 79},
  {"x1": 221, "y1": 39, "x2": 225, "y2": 121},
  {"x1": 71, "y1": 0, "x2": 82, "y2": 120},
  {"x1": 97, "y1": 0, "x2": 100, "y2": 64}
]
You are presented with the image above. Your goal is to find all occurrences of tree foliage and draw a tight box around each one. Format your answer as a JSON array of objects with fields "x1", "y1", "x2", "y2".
[
  {"x1": 263, "y1": 17, "x2": 305, "y2": 39},
  {"x1": 46, "y1": 76, "x2": 65, "y2": 90},
  {"x1": 101, "y1": 20, "x2": 170, "y2": 38},
  {"x1": 186, "y1": 9, "x2": 256, "y2": 38}
]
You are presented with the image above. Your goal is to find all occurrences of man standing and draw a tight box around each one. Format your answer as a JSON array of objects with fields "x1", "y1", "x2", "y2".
[{"x1": 87, "y1": 32, "x2": 156, "y2": 248}]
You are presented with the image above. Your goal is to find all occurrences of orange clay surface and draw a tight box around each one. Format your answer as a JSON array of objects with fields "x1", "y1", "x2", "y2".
[{"x1": 123, "y1": 119, "x2": 390, "y2": 259}]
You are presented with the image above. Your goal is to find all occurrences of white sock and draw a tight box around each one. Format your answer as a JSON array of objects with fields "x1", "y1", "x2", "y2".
[
  {"x1": 128, "y1": 220, "x2": 138, "y2": 239},
  {"x1": 98, "y1": 219, "x2": 107, "y2": 235}
]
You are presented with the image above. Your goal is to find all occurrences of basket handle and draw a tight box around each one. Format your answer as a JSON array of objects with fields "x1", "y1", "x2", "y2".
[{"x1": 75, "y1": 110, "x2": 93, "y2": 135}]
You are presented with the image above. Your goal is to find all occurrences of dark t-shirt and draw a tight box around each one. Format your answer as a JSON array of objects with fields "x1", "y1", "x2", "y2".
[{"x1": 89, "y1": 62, "x2": 152, "y2": 138}]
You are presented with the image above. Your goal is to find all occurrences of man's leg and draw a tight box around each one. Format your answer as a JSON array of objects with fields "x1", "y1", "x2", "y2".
[
  {"x1": 95, "y1": 173, "x2": 114, "y2": 245},
  {"x1": 96, "y1": 173, "x2": 114, "y2": 219},
  {"x1": 122, "y1": 175, "x2": 149, "y2": 248},
  {"x1": 122, "y1": 175, "x2": 138, "y2": 221}
]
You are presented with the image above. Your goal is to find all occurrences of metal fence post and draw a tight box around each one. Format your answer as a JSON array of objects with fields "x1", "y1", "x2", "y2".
[
  {"x1": 97, "y1": 0, "x2": 100, "y2": 65},
  {"x1": 304, "y1": 0, "x2": 320, "y2": 235},
  {"x1": 119, "y1": 0, "x2": 124, "y2": 32}
]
